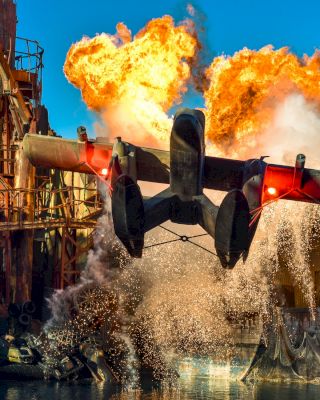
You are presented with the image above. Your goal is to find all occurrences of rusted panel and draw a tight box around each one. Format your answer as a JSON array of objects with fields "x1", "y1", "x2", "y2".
[
  {"x1": 0, "y1": 51, "x2": 33, "y2": 126},
  {"x1": 0, "y1": 0, "x2": 16, "y2": 67},
  {"x1": 11, "y1": 70, "x2": 37, "y2": 84}
]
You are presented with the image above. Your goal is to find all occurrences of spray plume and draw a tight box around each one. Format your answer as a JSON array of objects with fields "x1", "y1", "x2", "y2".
[{"x1": 47, "y1": 6, "x2": 320, "y2": 382}]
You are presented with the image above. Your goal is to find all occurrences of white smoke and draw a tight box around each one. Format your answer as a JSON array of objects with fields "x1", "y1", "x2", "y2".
[
  {"x1": 46, "y1": 198, "x2": 121, "y2": 326},
  {"x1": 240, "y1": 93, "x2": 320, "y2": 313},
  {"x1": 257, "y1": 93, "x2": 320, "y2": 168}
]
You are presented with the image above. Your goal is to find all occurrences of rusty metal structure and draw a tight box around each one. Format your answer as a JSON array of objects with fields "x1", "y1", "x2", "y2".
[{"x1": 0, "y1": 0, "x2": 103, "y2": 308}]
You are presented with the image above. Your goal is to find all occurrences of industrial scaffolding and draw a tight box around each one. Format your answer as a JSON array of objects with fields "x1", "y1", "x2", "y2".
[{"x1": 0, "y1": 0, "x2": 103, "y2": 307}]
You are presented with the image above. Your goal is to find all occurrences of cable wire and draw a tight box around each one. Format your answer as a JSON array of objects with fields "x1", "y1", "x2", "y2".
[{"x1": 144, "y1": 225, "x2": 218, "y2": 257}]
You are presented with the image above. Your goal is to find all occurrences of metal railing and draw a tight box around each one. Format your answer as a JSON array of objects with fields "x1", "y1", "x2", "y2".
[
  {"x1": 0, "y1": 186, "x2": 103, "y2": 231},
  {"x1": 15, "y1": 36, "x2": 43, "y2": 76},
  {"x1": 14, "y1": 36, "x2": 44, "y2": 104}
]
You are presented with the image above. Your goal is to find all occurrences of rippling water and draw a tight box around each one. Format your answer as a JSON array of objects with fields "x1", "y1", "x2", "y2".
[{"x1": 1, "y1": 378, "x2": 320, "y2": 400}]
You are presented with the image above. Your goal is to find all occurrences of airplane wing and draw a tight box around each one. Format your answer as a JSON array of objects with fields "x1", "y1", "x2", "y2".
[
  {"x1": 22, "y1": 109, "x2": 320, "y2": 270},
  {"x1": 23, "y1": 133, "x2": 320, "y2": 202}
]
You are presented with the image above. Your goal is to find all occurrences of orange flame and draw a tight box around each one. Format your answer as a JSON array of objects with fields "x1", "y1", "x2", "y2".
[
  {"x1": 204, "y1": 46, "x2": 320, "y2": 155},
  {"x1": 64, "y1": 16, "x2": 200, "y2": 146},
  {"x1": 64, "y1": 14, "x2": 320, "y2": 159}
]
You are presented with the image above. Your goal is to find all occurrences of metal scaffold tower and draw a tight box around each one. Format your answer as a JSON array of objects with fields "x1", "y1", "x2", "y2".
[{"x1": 0, "y1": 0, "x2": 103, "y2": 307}]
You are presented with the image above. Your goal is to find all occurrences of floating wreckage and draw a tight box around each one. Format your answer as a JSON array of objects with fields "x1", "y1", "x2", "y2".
[
  {"x1": 242, "y1": 308, "x2": 320, "y2": 382},
  {"x1": 0, "y1": 335, "x2": 115, "y2": 382},
  {"x1": 0, "y1": 286, "x2": 120, "y2": 382},
  {"x1": 2, "y1": 295, "x2": 320, "y2": 383},
  {"x1": 0, "y1": 283, "x2": 176, "y2": 383}
]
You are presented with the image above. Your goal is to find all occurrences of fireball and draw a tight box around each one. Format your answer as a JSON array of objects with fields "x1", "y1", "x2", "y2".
[
  {"x1": 64, "y1": 16, "x2": 200, "y2": 145},
  {"x1": 204, "y1": 46, "x2": 320, "y2": 154}
]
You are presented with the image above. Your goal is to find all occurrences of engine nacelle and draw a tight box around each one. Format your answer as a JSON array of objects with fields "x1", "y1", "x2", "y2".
[
  {"x1": 215, "y1": 190, "x2": 250, "y2": 269},
  {"x1": 111, "y1": 175, "x2": 144, "y2": 257}
]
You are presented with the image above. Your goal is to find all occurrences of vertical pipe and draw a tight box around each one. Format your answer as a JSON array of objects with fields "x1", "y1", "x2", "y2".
[
  {"x1": 13, "y1": 143, "x2": 35, "y2": 302},
  {"x1": 2, "y1": 96, "x2": 13, "y2": 303},
  {"x1": 4, "y1": 232, "x2": 11, "y2": 304},
  {"x1": 60, "y1": 227, "x2": 66, "y2": 289}
]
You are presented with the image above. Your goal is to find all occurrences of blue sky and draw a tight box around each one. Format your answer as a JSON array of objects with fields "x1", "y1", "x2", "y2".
[{"x1": 16, "y1": 0, "x2": 320, "y2": 138}]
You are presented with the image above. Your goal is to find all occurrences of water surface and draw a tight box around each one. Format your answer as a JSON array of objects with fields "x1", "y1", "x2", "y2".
[{"x1": 1, "y1": 378, "x2": 320, "y2": 400}]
